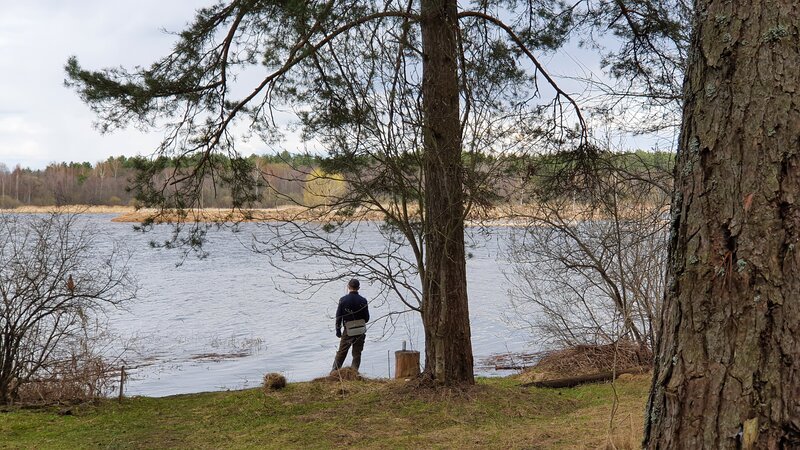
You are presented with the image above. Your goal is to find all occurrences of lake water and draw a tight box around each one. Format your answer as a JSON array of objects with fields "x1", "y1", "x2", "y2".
[{"x1": 82, "y1": 215, "x2": 535, "y2": 396}]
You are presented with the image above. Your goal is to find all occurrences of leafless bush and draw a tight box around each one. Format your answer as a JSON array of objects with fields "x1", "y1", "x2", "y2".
[
  {"x1": 531, "y1": 342, "x2": 650, "y2": 377},
  {"x1": 0, "y1": 212, "x2": 136, "y2": 405},
  {"x1": 15, "y1": 333, "x2": 120, "y2": 404},
  {"x1": 506, "y1": 154, "x2": 670, "y2": 352}
]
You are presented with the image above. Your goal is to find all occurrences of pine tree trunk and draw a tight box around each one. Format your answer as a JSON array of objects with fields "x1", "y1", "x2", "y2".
[
  {"x1": 419, "y1": 0, "x2": 474, "y2": 384},
  {"x1": 645, "y1": 2, "x2": 800, "y2": 447}
]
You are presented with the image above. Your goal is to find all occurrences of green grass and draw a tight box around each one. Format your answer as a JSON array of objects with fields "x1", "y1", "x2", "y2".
[{"x1": 0, "y1": 374, "x2": 650, "y2": 449}]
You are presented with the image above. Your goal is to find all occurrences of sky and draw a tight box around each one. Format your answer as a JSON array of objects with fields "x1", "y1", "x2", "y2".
[
  {"x1": 0, "y1": 2, "x2": 659, "y2": 171},
  {"x1": 0, "y1": 1, "x2": 207, "y2": 169}
]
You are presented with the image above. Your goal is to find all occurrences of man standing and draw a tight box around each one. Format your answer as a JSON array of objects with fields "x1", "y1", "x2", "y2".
[{"x1": 332, "y1": 278, "x2": 370, "y2": 371}]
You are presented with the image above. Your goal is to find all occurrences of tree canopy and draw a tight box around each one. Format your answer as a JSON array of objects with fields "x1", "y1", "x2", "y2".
[{"x1": 66, "y1": 0, "x2": 687, "y2": 384}]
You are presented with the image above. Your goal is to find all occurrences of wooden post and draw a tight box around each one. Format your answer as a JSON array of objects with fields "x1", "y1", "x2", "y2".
[
  {"x1": 118, "y1": 366, "x2": 125, "y2": 403},
  {"x1": 394, "y1": 351, "x2": 420, "y2": 379}
]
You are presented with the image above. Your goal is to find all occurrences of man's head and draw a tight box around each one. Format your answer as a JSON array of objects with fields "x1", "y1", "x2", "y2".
[{"x1": 347, "y1": 278, "x2": 360, "y2": 291}]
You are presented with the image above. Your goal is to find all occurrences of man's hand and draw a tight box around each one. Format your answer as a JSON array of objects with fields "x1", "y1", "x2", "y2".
[{"x1": 336, "y1": 329, "x2": 342, "y2": 338}]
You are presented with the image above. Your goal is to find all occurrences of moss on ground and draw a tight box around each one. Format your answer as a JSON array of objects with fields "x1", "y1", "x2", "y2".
[{"x1": 0, "y1": 374, "x2": 650, "y2": 449}]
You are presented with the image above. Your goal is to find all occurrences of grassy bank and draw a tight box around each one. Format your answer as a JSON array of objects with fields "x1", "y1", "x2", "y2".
[{"x1": 1, "y1": 374, "x2": 649, "y2": 449}]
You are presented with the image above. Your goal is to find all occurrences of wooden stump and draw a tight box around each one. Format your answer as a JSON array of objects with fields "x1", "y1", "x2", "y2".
[{"x1": 394, "y1": 350, "x2": 420, "y2": 379}]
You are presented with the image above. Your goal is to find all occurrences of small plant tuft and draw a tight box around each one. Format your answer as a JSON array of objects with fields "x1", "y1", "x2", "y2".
[
  {"x1": 263, "y1": 372, "x2": 287, "y2": 391},
  {"x1": 328, "y1": 367, "x2": 362, "y2": 381}
]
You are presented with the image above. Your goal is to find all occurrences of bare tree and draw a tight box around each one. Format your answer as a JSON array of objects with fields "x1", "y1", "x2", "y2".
[
  {"x1": 0, "y1": 213, "x2": 136, "y2": 404},
  {"x1": 506, "y1": 152, "x2": 671, "y2": 355},
  {"x1": 0, "y1": 163, "x2": 7, "y2": 208}
]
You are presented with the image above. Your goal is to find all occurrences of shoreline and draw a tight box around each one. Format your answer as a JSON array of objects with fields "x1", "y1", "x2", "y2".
[
  {"x1": 1, "y1": 204, "x2": 534, "y2": 225},
  {"x1": 1, "y1": 203, "x2": 663, "y2": 227}
]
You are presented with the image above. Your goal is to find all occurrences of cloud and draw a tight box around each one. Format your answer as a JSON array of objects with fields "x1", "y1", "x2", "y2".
[
  {"x1": 0, "y1": 116, "x2": 48, "y2": 167},
  {"x1": 0, "y1": 1, "x2": 203, "y2": 169},
  {"x1": 0, "y1": 116, "x2": 45, "y2": 136},
  {"x1": 0, "y1": 139, "x2": 48, "y2": 168}
]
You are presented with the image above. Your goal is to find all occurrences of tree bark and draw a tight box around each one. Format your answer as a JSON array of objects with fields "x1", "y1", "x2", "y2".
[
  {"x1": 645, "y1": 2, "x2": 800, "y2": 448},
  {"x1": 419, "y1": 0, "x2": 474, "y2": 384}
]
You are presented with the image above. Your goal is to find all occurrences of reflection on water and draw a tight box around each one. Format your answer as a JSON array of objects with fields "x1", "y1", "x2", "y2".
[{"x1": 81, "y1": 215, "x2": 535, "y2": 396}]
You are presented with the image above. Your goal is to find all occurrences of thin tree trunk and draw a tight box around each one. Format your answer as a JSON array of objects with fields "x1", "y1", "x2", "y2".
[
  {"x1": 645, "y1": 2, "x2": 800, "y2": 448},
  {"x1": 419, "y1": 0, "x2": 474, "y2": 384},
  {"x1": 0, "y1": 332, "x2": 15, "y2": 405}
]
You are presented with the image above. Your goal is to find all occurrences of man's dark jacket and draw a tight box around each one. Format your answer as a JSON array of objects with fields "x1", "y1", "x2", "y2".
[{"x1": 335, "y1": 291, "x2": 369, "y2": 334}]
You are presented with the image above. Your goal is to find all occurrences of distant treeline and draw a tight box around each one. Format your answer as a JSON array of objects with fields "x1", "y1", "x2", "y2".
[
  {"x1": 0, "y1": 150, "x2": 673, "y2": 209},
  {"x1": 0, "y1": 152, "x2": 321, "y2": 209}
]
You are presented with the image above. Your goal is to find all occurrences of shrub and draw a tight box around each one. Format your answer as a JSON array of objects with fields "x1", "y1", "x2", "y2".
[
  {"x1": 15, "y1": 341, "x2": 119, "y2": 405},
  {"x1": 263, "y1": 373, "x2": 287, "y2": 391},
  {"x1": 0, "y1": 213, "x2": 135, "y2": 405},
  {"x1": 0, "y1": 195, "x2": 21, "y2": 209}
]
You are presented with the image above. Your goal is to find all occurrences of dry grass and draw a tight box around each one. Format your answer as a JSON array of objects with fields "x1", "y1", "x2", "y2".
[
  {"x1": 262, "y1": 373, "x2": 287, "y2": 392},
  {"x1": 314, "y1": 367, "x2": 364, "y2": 382},
  {"x1": 1, "y1": 202, "x2": 662, "y2": 229},
  {"x1": 15, "y1": 356, "x2": 119, "y2": 406},
  {"x1": 108, "y1": 203, "x2": 659, "y2": 225},
  {"x1": 516, "y1": 343, "x2": 652, "y2": 384},
  {"x1": 110, "y1": 206, "x2": 328, "y2": 223}
]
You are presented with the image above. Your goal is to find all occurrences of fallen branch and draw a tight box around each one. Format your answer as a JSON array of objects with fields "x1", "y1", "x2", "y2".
[
  {"x1": 521, "y1": 368, "x2": 645, "y2": 389},
  {"x1": 494, "y1": 365, "x2": 532, "y2": 370}
]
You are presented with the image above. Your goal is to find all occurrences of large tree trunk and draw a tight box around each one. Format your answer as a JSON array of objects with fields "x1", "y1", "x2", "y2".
[
  {"x1": 419, "y1": 0, "x2": 474, "y2": 384},
  {"x1": 644, "y1": 2, "x2": 800, "y2": 448}
]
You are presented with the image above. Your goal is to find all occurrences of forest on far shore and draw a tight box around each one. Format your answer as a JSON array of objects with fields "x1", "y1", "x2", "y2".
[
  {"x1": 0, "y1": 150, "x2": 673, "y2": 210},
  {"x1": 0, "y1": 151, "x2": 318, "y2": 209}
]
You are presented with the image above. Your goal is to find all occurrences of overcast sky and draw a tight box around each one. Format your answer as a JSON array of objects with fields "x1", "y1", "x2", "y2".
[
  {"x1": 0, "y1": 1, "x2": 209, "y2": 169},
  {"x1": 0, "y1": 2, "x2": 629, "y2": 171}
]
